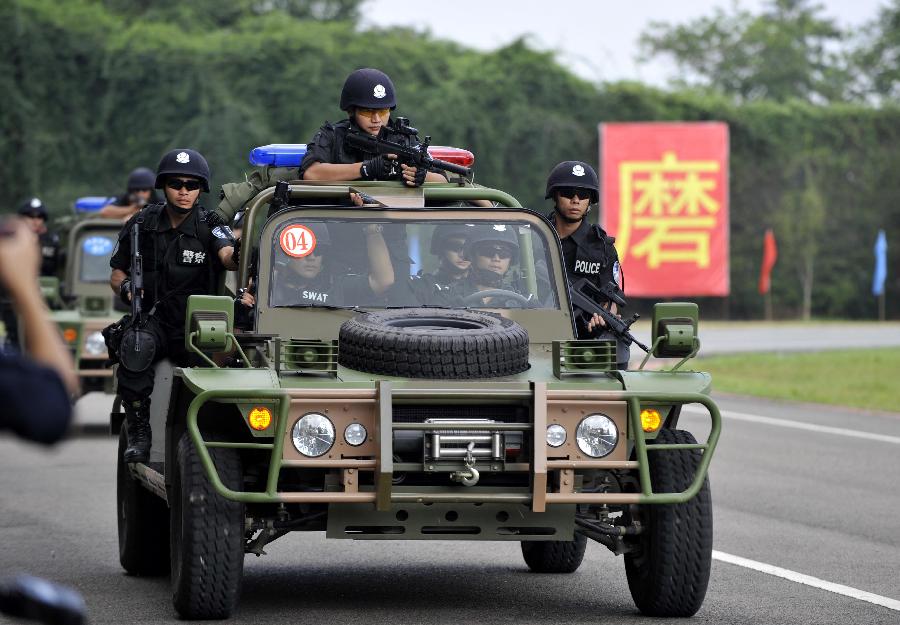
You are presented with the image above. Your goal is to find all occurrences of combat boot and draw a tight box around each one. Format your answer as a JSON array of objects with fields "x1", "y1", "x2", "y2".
[{"x1": 123, "y1": 399, "x2": 151, "y2": 464}]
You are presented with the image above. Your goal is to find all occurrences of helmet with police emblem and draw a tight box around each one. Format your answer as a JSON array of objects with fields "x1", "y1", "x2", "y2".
[
  {"x1": 127, "y1": 167, "x2": 155, "y2": 191},
  {"x1": 154, "y1": 148, "x2": 211, "y2": 192},
  {"x1": 545, "y1": 160, "x2": 599, "y2": 204},
  {"x1": 464, "y1": 224, "x2": 519, "y2": 261},
  {"x1": 340, "y1": 68, "x2": 397, "y2": 111},
  {"x1": 429, "y1": 223, "x2": 473, "y2": 256},
  {"x1": 17, "y1": 197, "x2": 48, "y2": 219}
]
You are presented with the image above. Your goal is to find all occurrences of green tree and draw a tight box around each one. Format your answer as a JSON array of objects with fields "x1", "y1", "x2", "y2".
[
  {"x1": 639, "y1": 0, "x2": 852, "y2": 102},
  {"x1": 855, "y1": 0, "x2": 900, "y2": 99}
]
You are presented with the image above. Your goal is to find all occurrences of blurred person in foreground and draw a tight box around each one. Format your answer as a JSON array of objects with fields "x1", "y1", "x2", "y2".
[
  {"x1": 99, "y1": 167, "x2": 159, "y2": 221},
  {"x1": 0, "y1": 218, "x2": 78, "y2": 444}
]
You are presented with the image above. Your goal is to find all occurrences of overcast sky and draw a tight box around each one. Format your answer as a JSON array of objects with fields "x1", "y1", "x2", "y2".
[{"x1": 361, "y1": 0, "x2": 886, "y2": 85}]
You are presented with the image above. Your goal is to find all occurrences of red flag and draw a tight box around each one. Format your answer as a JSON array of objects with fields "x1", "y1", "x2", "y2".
[{"x1": 758, "y1": 228, "x2": 778, "y2": 294}]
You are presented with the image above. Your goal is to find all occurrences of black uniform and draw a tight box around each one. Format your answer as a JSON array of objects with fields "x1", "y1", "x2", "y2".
[
  {"x1": 548, "y1": 213, "x2": 621, "y2": 293},
  {"x1": 270, "y1": 266, "x2": 378, "y2": 308},
  {"x1": 109, "y1": 203, "x2": 231, "y2": 402},
  {"x1": 298, "y1": 118, "x2": 416, "y2": 180},
  {"x1": 38, "y1": 231, "x2": 62, "y2": 277},
  {"x1": 548, "y1": 212, "x2": 627, "y2": 364},
  {"x1": 0, "y1": 352, "x2": 71, "y2": 445}
]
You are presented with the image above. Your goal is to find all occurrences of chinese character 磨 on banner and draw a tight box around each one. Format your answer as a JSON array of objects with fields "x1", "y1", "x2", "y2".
[{"x1": 600, "y1": 123, "x2": 729, "y2": 297}]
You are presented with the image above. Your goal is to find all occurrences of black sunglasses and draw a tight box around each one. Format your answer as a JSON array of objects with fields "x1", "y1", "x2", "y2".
[
  {"x1": 475, "y1": 244, "x2": 513, "y2": 260},
  {"x1": 166, "y1": 178, "x2": 202, "y2": 192},
  {"x1": 557, "y1": 187, "x2": 592, "y2": 200}
]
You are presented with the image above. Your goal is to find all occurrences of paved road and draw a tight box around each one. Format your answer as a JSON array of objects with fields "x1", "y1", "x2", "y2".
[{"x1": 3, "y1": 393, "x2": 899, "y2": 624}]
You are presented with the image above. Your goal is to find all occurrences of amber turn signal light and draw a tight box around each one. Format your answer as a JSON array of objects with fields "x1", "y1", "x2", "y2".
[
  {"x1": 640, "y1": 409, "x2": 662, "y2": 432},
  {"x1": 248, "y1": 407, "x2": 272, "y2": 431}
]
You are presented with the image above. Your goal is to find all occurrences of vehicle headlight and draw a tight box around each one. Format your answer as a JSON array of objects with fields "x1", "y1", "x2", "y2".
[
  {"x1": 291, "y1": 413, "x2": 335, "y2": 457},
  {"x1": 83, "y1": 331, "x2": 107, "y2": 357},
  {"x1": 344, "y1": 422, "x2": 368, "y2": 446},
  {"x1": 576, "y1": 414, "x2": 618, "y2": 458},
  {"x1": 546, "y1": 424, "x2": 567, "y2": 448}
]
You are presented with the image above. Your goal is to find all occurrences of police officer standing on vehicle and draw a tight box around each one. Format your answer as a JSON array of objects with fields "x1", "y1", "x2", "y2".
[
  {"x1": 108, "y1": 149, "x2": 238, "y2": 463},
  {"x1": 17, "y1": 198, "x2": 61, "y2": 277},
  {"x1": 98, "y1": 167, "x2": 160, "y2": 221},
  {"x1": 545, "y1": 161, "x2": 627, "y2": 362},
  {"x1": 299, "y1": 68, "x2": 447, "y2": 187}
]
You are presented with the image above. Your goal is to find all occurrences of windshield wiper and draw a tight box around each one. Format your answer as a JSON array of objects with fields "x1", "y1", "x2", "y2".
[{"x1": 384, "y1": 304, "x2": 471, "y2": 310}]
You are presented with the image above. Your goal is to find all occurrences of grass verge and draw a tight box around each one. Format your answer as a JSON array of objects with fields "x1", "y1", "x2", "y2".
[{"x1": 695, "y1": 348, "x2": 899, "y2": 411}]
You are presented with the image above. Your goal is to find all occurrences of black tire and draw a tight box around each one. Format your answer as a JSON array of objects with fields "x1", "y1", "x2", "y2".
[
  {"x1": 624, "y1": 429, "x2": 713, "y2": 617},
  {"x1": 338, "y1": 308, "x2": 529, "y2": 379},
  {"x1": 521, "y1": 534, "x2": 588, "y2": 573},
  {"x1": 116, "y1": 424, "x2": 169, "y2": 576},
  {"x1": 170, "y1": 432, "x2": 244, "y2": 620}
]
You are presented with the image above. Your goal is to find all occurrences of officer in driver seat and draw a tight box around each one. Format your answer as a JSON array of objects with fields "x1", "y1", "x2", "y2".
[
  {"x1": 438, "y1": 225, "x2": 529, "y2": 307},
  {"x1": 108, "y1": 149, "x2": 238, "y2": 464}
]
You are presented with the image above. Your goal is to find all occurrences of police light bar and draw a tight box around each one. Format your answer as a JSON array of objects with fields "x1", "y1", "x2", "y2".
[
  {"x1": 248, "y1": 144, "x2": 476, "y2": 168},
  {"x1": 74, "y1": 197, "x2": 114, "y2": 212},
  {"x1": 249, "y1": 144, "x2": 308, "y2": 167},
  {"x1": 427, "y1": 146, "x2": 475, "y2": 168}
]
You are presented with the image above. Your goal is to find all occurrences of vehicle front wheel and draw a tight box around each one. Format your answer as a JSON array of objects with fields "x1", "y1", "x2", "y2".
[
  {"x1": 521, "y1": 534, "x2": 587, "y2": 573},
  {"x1": 624, "y1": 429, "x2": 713, "y2": 617},
  {"x1": 116, "y1": 424, "x2": 169, "y2": 576},
  {"x1": 170, "y1": 432, "x2": 244, "y2": 619}
]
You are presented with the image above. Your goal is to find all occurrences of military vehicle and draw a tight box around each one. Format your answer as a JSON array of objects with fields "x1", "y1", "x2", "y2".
[
  {"x1": 50, "y1": 202, "x2": 123, "y2": 394},
  {"x1": 115, "y1": 146, "x2": 720, "y2": 620}
]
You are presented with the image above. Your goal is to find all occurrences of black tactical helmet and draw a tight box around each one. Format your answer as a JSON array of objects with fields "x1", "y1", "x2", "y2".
[
  {"x1": 127, "y1": 167, "x2": 155, "y2": 191},
  {"x1": 154, "y1": 149, "x2": 211, "y2": 192},
  {"x1": 429, "y1": 223, "x2": 474, "y2": 255},
  {"x1": 545, "y1": 160, "x2": 599, "y2": 204},
  {"x1": 17, "y1": 197, "x2": 48, "y2": 219},
  {"x1": 340, "y1": 68, "x2": 397, "y2": 111},
  {"x1": 465, "y1": 224, "x2": 519, "y2": 259}
]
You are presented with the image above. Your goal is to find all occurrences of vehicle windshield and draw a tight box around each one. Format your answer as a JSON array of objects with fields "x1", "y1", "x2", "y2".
[
  {"x1": 267, "y1": 217, "x2": 559, "y2": 310},
  {"x1": 78, "y1": 233, "x2": 116, "y2": 282}
]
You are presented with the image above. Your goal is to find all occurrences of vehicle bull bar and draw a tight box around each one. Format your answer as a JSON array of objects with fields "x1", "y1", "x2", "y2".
[{"x1": 185, "y1": 383, "x2": 721, "y2": 510}]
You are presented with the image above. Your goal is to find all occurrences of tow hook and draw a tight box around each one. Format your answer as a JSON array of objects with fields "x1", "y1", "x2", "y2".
[{"x1": 450, "y1": 442, "x2": 480, "y2": 486}]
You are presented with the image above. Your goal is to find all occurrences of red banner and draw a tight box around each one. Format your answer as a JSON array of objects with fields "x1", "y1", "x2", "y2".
[{"x1": 600, "y1": 122, "x2": 730, "y2": 297}]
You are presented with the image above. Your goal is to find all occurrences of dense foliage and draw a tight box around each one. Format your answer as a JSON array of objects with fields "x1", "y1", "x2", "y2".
[{"x1": 1, "y1": 0, "x2": 897, "y2": 319}]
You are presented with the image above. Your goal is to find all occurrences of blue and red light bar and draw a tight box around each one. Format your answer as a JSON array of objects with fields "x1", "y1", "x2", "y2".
[
  {"x1": 248, "y1": 144, "x2": 475, "y2": 169},
  {"x1": 74, "y1": 197, "x2": 114, "y2": 212}
]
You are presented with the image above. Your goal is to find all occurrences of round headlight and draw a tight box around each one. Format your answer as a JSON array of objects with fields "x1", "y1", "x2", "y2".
[
  {"x1": 576, "y1": 414, "x2": 618, "y2": 458},
  {"x1": 291, "y1": 413, "x2": 335, "y2": 457},
  {"x1": 84, "y1": 331, "x2": 107, "y2": 356},
  {"x1": 546, "y1": 424, "x2": 567, "y2": 448},
  {"x1": 344, "y1": 422, "x2": 368, "y2": 446}
]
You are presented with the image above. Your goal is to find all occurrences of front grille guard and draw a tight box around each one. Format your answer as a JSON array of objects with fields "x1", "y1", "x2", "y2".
[{"x1": 186, "y1": 383, "x2": 721, "y2": 510}]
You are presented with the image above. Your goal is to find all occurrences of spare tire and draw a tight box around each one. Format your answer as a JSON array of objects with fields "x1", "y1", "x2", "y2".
[{"x1": 339, "y1": 309, "x2": 529, "y2": 379}]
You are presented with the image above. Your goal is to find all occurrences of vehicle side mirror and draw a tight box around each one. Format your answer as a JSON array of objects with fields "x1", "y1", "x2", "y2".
[
  {"x1": 185, "y1": 295, "x2": 234, "y2": 352},
  {"x1": 651, "y1": 302, "x2": 699, "y2": 358}
]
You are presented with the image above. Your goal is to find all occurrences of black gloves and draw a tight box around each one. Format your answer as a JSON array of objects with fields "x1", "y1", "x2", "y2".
[
  {"x1": 119, "y1": 279, "x2": 132, "y2": 306},
  {"x1": 411, "y1": 164, "x2": 427, "y2": 187},
  {"x1": 359, "y1": 155, "x2": 394, "y2": 180}
]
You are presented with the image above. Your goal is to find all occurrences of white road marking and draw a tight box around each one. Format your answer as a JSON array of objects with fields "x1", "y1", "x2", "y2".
[
  {"x1": 713, "y1": 550, "x2": 900, "y2": 612},
  {"x1": 682, "y1": 406, "x2": 900, "y2": 445}
]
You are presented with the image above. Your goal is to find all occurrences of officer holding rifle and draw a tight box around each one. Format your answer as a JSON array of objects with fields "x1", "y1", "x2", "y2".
[{"x1": 299, "y1": 68, "x2": 451, "y2": 187}]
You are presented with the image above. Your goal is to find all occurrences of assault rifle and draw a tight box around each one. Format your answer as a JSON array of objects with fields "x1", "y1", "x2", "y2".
[
  {"x1": 117, "y1": 218, "x2": 155, "y2": 372},
  {"x1": 344, "y1": 118, "x2": 472, "y2": 179},
  {"x1": 569, "y1": 278, "x2": 649, "y2": 353}
]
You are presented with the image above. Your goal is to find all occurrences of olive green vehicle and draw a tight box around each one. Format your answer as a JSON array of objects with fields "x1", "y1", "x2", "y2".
[
  {"x1": 49, "y1": 217, "x2": 124, "y2": 394},
  {"x1": 115, "y1": 181, "x2": 721, "y2": 620}
]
